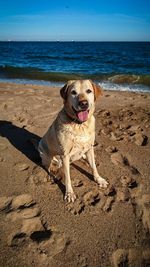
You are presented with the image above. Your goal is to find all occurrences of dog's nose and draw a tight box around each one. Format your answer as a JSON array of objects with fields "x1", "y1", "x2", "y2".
[{"x1": 78, "y1": 100, "x2": 89, "y2": 110}]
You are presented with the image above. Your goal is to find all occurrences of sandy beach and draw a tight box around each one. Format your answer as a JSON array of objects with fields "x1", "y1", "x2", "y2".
[{"x1": 0, "y1": 82, "x2": 150, "y2": 267}]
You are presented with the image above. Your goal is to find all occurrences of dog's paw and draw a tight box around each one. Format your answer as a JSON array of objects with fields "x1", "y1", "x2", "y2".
[
  {"x1": 65, "y1": 191, "x2": 77, "y2": 203},
  {"x1": 96, "y1": 177, "x2": 108, "y2": 188}
]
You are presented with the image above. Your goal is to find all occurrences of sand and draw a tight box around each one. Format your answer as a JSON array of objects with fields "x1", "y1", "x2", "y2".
[{"x1": 0, "y1": 82, "x2": 150, "y2": 267}]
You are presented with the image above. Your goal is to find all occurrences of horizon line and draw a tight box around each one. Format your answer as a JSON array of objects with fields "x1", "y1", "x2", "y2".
[{"x1": 0, "y1": 40, "x2": 150, "y2": 42}]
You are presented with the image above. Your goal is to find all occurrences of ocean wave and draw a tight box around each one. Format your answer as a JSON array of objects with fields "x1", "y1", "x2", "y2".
[
  {"x1": 0, "y1": 65, "x2": 84, "y2": 81},
  {"x1": 25, "y1": 55, "x2": 98, "y2": 61},
  {"x1": 0, "y1": 65, "x2": 150, "y2": 87},
  {"x1": 108, "y1": 74, "x2": 140, "y2": 84}
]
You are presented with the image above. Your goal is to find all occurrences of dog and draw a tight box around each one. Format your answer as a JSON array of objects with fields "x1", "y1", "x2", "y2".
[{"x1": 38, "y1": 80, "x2": 108, "y2": 202}]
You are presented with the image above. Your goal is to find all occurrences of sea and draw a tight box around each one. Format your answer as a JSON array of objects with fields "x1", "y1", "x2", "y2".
[{"x1": 0, "y1": 41, "x2": 150, "y2": 92}]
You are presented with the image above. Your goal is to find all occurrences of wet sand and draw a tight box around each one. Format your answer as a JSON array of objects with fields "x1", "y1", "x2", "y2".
[{"x1": 0, "y1": 82, "x2": 150, "y2": 267}]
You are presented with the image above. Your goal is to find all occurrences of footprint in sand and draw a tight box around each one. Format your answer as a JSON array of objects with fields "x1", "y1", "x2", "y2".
[
  {"x1": 136, "y1": 194, "x2": 150, "y2": 233},
  {"x1": 66, "y1": 180, "x2": 138, "y2": 215},
  {"x1": 66, "y1": 189, "x2": 101, "y2": 215},
  {"x1": 66, "y1": 187, "x2": 116, "y2": 215},
  {"x1": 14, "y1": 162, "x2": 29, "y2": 172},
  {"x1": 0, "y1": 194, "x2": 50, "y2": 247},
  {"x1": 66, "y1": 199, "x2": 85, "y2": 215},
  {"x1": 83, "y1": 190, "x2": 100, "y2": 206},
  {"x1": 12, "y1": 111, "x2": 34, "y2": 128},
  {"x1": 38, "y1": 229, "x2": 70, "y2": 259},
  {"x1": 29, "y1": 166, "x2": 54, "y2": 186},
  {"x1": 134, "y1": 132, "x2": 148, "y2": 146},
  {"x1": 118, "y1": 175, "x2": 139, "y2": 205},
  {"x1": 95, "y1": 185, "x2": 116, "y2": 212},
  {"x1": 29, "y1": 161, "x2": 63, "y2": 187},
  {"x1": 95, "y1": 176, "x2": 139, "y2": 213},
  {"x1": 117, "y1": 174, "x2": 150, "y2": 251},
  {"x1": 111, "y1": 247, "x2": 150, "y2": 267},
  {"x1": 0, "y1": 193, "x2": 70, "y2": 259},
  {"x1": 105, "y1": 146, "x2": 118, "y2": 154},
  {"x1": 110, "y1": 152, "x2": 140, "y2": 175}
]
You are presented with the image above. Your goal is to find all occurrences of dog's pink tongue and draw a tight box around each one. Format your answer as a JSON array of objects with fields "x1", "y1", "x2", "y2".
[{"x1": 77, "y1": 110, "x2": 88, "y2": 122}]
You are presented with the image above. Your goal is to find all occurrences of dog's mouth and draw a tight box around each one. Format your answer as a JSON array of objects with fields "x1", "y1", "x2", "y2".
[{"x1": 72, "y1": 107, "x2": 89, "y2": 122}]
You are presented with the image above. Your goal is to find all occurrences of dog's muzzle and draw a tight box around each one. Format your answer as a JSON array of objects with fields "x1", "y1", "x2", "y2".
[{"x1": 73, "y1": 100, "x2": 89, "y2": 122}]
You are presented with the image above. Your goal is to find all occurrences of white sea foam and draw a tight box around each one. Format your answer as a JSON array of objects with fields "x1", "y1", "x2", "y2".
[{"x1": 99, "y1": 81, "x2": 150, "y2": 93}]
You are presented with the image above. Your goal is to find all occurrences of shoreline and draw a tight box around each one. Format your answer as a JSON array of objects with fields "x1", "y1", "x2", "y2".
[{"x1": 0, "y1": 79, "x2": 150, "y2": 93}]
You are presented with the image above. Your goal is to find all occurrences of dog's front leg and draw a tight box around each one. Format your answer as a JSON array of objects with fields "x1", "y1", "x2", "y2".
[
  {"x1": 86, "y1": 146, "x2": 108, "y2": 188},
  {"x1": 62, "y1": 155, "x2": 76, "y2": 202}
]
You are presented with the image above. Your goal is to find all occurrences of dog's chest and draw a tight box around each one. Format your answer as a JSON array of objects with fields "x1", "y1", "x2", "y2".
[{"x1": 61, "y1": 122, "x2": 94, "y2": 160}]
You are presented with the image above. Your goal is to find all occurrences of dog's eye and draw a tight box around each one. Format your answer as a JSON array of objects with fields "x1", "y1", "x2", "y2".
[
  {"x1": 86, "y1": 89, "x2": 92, "y2": 94},
  {"x1": 71, "y1": 90, "x2": 77, "y2": 96}
]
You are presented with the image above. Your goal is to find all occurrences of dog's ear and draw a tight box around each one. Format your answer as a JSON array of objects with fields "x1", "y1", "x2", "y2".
[
  {"x1": 60, "y1": 80, "x2": 75, "y2": 100},
  {"x1": 60, "y1": 83, "x2": 68, "y2": 100},
  {"x1": 91, "y1": 81, "x2": 103, "y2": 101}
]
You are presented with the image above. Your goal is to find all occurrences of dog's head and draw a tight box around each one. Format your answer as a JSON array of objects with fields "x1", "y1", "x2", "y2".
[{"x1": 60, "y1": 80, "x2": 103, "y2": 123}]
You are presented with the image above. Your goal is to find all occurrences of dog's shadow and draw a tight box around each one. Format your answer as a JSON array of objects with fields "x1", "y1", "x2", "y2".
[
  {"x1": 0, "y1": 120, "x2": 41, "y2": 163},
  {"x1": 72, "y1": 163, "x2": 94, "y2": 182},
  {"x1": 0, "y1": 120, "x2": 66, "y2": 195}
]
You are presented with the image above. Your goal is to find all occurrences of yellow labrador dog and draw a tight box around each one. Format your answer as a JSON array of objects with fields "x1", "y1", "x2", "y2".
[{"x1": 38, "y1": 80, "x2": 108, "y2": 202}]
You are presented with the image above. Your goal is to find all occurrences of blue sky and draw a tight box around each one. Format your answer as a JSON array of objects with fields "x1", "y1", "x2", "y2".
[{"x1": 0, "y1": 0, "x2": 150, "y2": 41}]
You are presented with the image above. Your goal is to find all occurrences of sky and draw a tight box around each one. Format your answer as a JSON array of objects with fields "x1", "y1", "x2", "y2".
[{"x1": 0, "y1": 0, "x2": 150, "y2": 41}]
